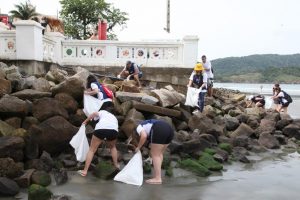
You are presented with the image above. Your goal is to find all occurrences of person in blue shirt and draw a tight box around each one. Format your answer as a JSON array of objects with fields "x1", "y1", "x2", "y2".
[{"x1": 117, "y1": 60, "x2": 142, "y2": 88}]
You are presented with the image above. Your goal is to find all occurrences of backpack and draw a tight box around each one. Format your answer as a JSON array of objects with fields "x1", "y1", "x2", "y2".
[
  {"x1": 282, "y1": 90, "x2": 293, "y2": 103},
  {"x1": 95, "y1": 82, "x2": 114, "y2": 99}
]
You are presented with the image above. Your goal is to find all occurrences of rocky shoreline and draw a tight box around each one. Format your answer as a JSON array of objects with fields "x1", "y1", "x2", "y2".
[{"x1": 0, "y1": 62, "x2": 300, "y2": 200}]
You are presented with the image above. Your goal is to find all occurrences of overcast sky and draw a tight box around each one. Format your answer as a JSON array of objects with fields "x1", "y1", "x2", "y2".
[{"x1": 1, "y1": 0, "x2": 300, "y2": 59}]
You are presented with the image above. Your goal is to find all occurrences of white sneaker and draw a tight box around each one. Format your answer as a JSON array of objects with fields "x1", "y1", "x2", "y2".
[{"x1": 192, "y1": 110, "x2": 200, "y2": 115}]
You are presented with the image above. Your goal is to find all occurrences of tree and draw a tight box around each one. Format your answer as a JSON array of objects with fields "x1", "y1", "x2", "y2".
[
  {"x1": 9, "y1": 1, "x2": 38, "y2": 20},
  {"x1": 59, "y1": 0, "x2": 129, "y2": 40}
]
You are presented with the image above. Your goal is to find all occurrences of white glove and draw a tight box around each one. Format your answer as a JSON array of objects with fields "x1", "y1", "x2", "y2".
[{"x1": 117, "y1": 75, "x2": 121, "y2": 79}]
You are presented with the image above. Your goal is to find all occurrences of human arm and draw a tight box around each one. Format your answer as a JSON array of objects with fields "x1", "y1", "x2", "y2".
[
  {"x1": 135, "y1": 129, "x2": 147, "y2": 152},
  {"x1": 187, "y1": 72, "x2": 194, "y2": 87},
  {"x1": 84, "y1": 83, "x2": 99, "y2": 95},
  {"x1": 82, "y1": 112, "x2": 99, "y2": 125}
]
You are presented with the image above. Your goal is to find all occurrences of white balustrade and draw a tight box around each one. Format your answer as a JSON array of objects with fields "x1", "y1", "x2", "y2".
[
  {"x1": 0, "y1": 30, "x2": 17, "y2": 60},
  {"x1": 43, "y1": 35, "x2": 56, "y2": 62}
]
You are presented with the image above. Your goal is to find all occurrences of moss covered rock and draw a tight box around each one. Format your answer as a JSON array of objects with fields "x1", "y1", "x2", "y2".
[
  {"x1": 179, "y1": 159, "x2": 211, "y2": 177},
  {"x1": 218, "y1": 143, "x2": 232, "y2": 154},
  {"x1": 28, "y1": 184, "x2": 52, "y2": 200},
  {"x1": 31, "y1": 171, "x2": 51, "y2": 187},
  {"x1": 198, "y1": 153, "x2": 223, "y2": 171},
  {"x1": 93, "y1": 161, "x2": 115, "y2": 179},
  {"x1": 143, "y1": 162, "x2": 152, "y2": 174},
  {"x1": 162, "y1": 152, "x2": 171, "y2": 169},
  {"x1": 204, "y1": 148, "x2": 216, "y2": 155},
  {"x1": 165, "y1": 166, "x2": 173, "y2": 177}
]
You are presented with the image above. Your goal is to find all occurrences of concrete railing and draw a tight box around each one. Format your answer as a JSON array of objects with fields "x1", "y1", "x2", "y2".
[{"x1": 0, "y1": 20, "x2": 199, "y2": 68}]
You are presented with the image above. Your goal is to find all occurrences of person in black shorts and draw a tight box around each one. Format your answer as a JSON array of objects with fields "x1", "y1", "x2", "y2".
[
  {"x1": 78, "y1": 110, "x2": 119, "y2": 177},
  {"x1": 135, "y1": 119, "x2": 174, "y2": 184}
]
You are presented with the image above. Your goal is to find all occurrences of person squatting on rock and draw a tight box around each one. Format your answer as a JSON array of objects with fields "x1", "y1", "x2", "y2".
[
  {"x1": 202, "y1": 55, "x2": 214, "y2": 97},
  {"x1": 187, "y1": 63, "x2": 208, "y2": 113},
  {"x1": 246, "y1": 95, "x2": 265, "y2": 108},
  {"x1": 78, "y1": 109, "x2": 120, "y2": 176},
  {"x1": 117, "y1": 60, "x2": 142, "y2": 88},
  {"x1": 85, "y1": 75, "x2": 113, "y2": 110},
  {"x1": 135, "y1": 119, "x2": 174, "y2": 184},
  {"x1": 271, "y1": 87, "x2": 291, "y2": 114}
]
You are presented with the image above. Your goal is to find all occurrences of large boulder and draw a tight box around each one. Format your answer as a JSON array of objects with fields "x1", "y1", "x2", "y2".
[
  {"x1": 11, "y1": 89, "x2": 52, "y2": 101},
  {"x1": 49, "y1": 68, "x2": 68, "y2": 83},
  {"x1": 151, "y1": 88, "x2": 184, "y2": 107},
  {"x1": 258, "y1": 132, "x2": 280, "y2": 149},
  {"x1": 29, "y1": 116, "x2": 78, "y2": 155},
  {"x1": 230, "y1": 123, "x2": 254, "y2": 138},
  {"x1": 51, "y1": 77, "x2": 85, "y2": 101},
  {"x1": 116, "y1": 91, "x2": 146, "y2": 103},
  {"x1": 0, "y1": 158, "x2": 23, "y2": 178},
  {"x1": 0, "y1": 120, "x2": 16, "y2": 136},
  {"x1": 224, "y1": 115, "x2": 240, "y2": 131},
  {"x1": 283, "y1": 123, "x2": 300, "y2": 139},
  {"x1": 32, "y1": 97, "x2": 69, "y2": 122},
  {"x1": 5, "y1": 65, "x2": 26, "y2": 91},
  {"x1": 0, "y1": 94, "x2": 28, "y2": 118},
  {"x1": 0, "y1": 136, "x2": 25, "y2": 162},
  {"x1": 14, "y1": 169, "x2": 35, "y2": 188},
  {"x1": 54, "y1": 93, "x2": 78, "y2": 114},
  {"x1": 0, "y1": 78, "x2": 11, "y2": 97},
  {"x1": 31, "y1": 171, "x2": 51, "y2": 187},
  {"x1": 256, "y1": 119, "x2": 276, "y2": 135},
  {"x1": 0, "y1": 177, "x2": 20, "y2": 196},
  {"x1": 32, "y1": 78, "x2": 51, "y2": 92},
  {"x1": 28, "y1": 184, "x2": 52, "y2": 200}
]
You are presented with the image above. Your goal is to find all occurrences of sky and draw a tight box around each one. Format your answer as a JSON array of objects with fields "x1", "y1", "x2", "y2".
[{"x1": 1, "y1": 0, "x2": 300, "y2": 59}]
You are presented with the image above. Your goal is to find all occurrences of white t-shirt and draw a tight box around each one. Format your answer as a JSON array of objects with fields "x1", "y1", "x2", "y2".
[
  {"x1": 94, "y1": 110, "x2": 118, "y2": 131},
  {"x1": 136, "y1": 123, "x2": 153, "y2": 137},
  {"x1": 277, "y1": 91, "x2": 288, "y2": 104},
  {"x1": 189, "y1": 71, "x2": 208, "y2": 91},
  {"x1": 90, "y1": 82, "x2": 103, "y2": 100},
  {"x1": 203, "y1": 60, "x2": 214, "y2": 79}
]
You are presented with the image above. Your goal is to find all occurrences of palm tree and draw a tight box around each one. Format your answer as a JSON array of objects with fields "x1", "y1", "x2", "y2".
[{"x1": 10, "y1": 1, "x2": 38, "y2": 20}]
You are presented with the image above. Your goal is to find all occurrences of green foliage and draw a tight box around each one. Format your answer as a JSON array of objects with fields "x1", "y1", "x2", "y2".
[
  {"x1": 59, "y1": 0, "x2": 128, "y2": 39},
  {"x1": 203, "y1": 148, "x2": 217, "y2": 155},
  {"x1": 212, "y1": 54, "x2": 300, "y2": 83},
  {"x1": 10, "y1": 1, "x2": 38, "y2": 20}
]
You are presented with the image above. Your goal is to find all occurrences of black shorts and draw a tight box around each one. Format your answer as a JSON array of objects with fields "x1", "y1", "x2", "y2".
[
  {"x1": 99, "y1": 101, "x2": 114, "y2": 111},
  {"x1": 93, "y1": 129, "x2": 118, "y2": 141},
  {"x1": 150, "y1": 121, "x2": 174, "y2": 144},
  {"x1": 282, "y1": 102, "x2": 290, "y2": 107}
]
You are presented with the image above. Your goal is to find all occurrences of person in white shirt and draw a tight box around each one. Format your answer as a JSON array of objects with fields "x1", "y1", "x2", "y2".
[
  {"x1": 78, "y1": 110, "x2": 120, "y2": 177},
  {"x1": 271, "y1": 87, "x2": 290, "y2": 114},
  {"x1": 202, "y1": 55, "x2": 214, "y2": 97},
  {"x1": 135, "y1": 119, "x2": 174, "y2": 184},
  {"x1": 187, "y1": 63, "x2": 208, "y2": 112}
]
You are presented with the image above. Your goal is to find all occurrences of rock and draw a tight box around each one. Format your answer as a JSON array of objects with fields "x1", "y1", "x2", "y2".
[
  {"x1": 198, "y1": 152, "x2": 223, "y2": 171},
  {"x1": 232, "y1": 93, "x2": 246, "y2": 102},
  {"x1": 141, "y1": 95, "x2": 159, "y2": 105},
  {"x1": 218, "y1": 143, "x2": 232, "y2": 154},
  {"x1": 51, "y1": 76, "x2": 85, "y2": 101},
  {"x1": 179, "y1": 159, "x2": 211, "y2": 177},
  {"x1": 175, "y1": 130, "x2": 191, "y2": 142},
  {"x1": 214, "y1": 149, "x2": 229, "y2": 163},
  {"x1": 0, "y1": 78, "x2": 11, "y2": 97},
  {"x1": 25, "y1": 159, "x2": 51, "y2": 172},
  {"x1": 116, "y1": 91, "x2": 145, "y2": 103},
  {"x1": 0, "y1": 177, "x2": 20, "y2": 196},
  {"x1": 40, "y1": 151, "x2": 54, "y2": 170},
  {"x1": 50, "y1": 68, "x2": 68, "y2": 83},
  {"x1": 22, "y1": 116, "x2": 39, "y2": 130},
  {"x1": 151, "y1": 88, "x2": 184, "y2": 107},
  {"x1": 0, "y1": 120, "x2": 16, "y2": 136},
  {"x1": 276, "y1": 119, "x2": 292, "y2": 130},
  {"x1": 62, "y1": 160, "x2": 77, "y2": 168},
  {"x1": 24, "y1": 136, "x2": 39, "y2": 160},
  {"x1": 0, "y1": 158, "x2": 23, "y2": 178},
  {"x1": 32, "y1": 97, "x2": 69, "y2": 122},
  {"x1": 93, "y1": 161, "x2": 116, "y2": 179},
  {"x1": 283, "y1": 124, "x2": 300, "y2": 139},
  {"x1": 175, "y1": 120, "x2": 188, "y2": 131},
  {"x1": 0, "y1": 94, "x2": 28, "y2": 118},
  {"x1": 29, "y1": 116, "x2": 78, "y2": 155},
  {"x1": 258, "y1": 132, "x2": 280, "y2": 149},
  {"x1": 32, "y1": 78, "x2": 51, "y2": 92},
  {"x1": 199, "y1": 134, "x2": 217, "y2": 145},
  {"x1": 5, "y1": 117, "x2": 22, "y2": 129},
  {"x1": 119, "y1": 101, "x2": 133, "y2": 116},
  {"x1": 14, "y1": 169, "x2": 35, "y2": 188},
  {"x1": 121, "y1": 83, "x2": 140, "y2": 93},
  {"x1": 31, "y1": 171, "x2": 51, "y2": 187},
  {"x1": 11, "y1": 89, "x2": 52, "y2": 101},
  {"x1": 28, "y1": 184, "x2": 52, "y2": 200},
  {"x1": 52, "y1": 195, "x2": 71, "y2": 200},
  {"x1": 13, "y1": 128, "x2": 29, "y2": 137},
  {"x1": 264, "y1": 111, "x2": 280, "y2": 122},
  {"x1": 232, "y1": 135, "x2": 249, "y2": 148},
  {"x1": 152, "y1": 115, "x2": 175, "y2": 130},
  {"x1": 232, "y1": 147, "x2": 250, "y2": 163},
  {"x1": 0, "y1": 136, "x2": 24, "y2": 161},
  {"x1": 236, "y1": 113, "x2": 249, "y2": 123},
  {"x1": 168, "y1": 140, "x2": 183, "y2": 154},
  {"x1": 230, "y1": 123, "x2": 254, "y2": 138},
  {"x1": 256, "y1": 119, "x2": 276, "y2": 135},
  {"x1": 5, "y1": 65, "x2": 26, "y2": 91},
  {"x1": 247, "y1": 115, "x2": 260, "y2": 129},
  {"x1": 182, "y1": 139, "x2": 211, "y2": 154},
  {"x1": 132, "y1": 101, "x2": 181, "y2": 118},
  {"x1": 225, "y1": 115, "x2": 240, "y2": 131},
  {"x1": 222, "y1": 104, "x2": 236, "y2": 114},
  {"x1": 54, "y1": 93, "x2": 78, "y2": 114},
  {"x1": 53, "y1": 169, "x2": 68, "y2": 185}
]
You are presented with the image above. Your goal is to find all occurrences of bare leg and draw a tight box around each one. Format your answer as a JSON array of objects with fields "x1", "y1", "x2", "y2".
[
  {"x1": 81, "y1": 135, "x2": 102, "y2": 175},
  {"x1": 108, "y1": 139, "x2": 119, "y2": 169},
  {"x1": 146, "y1": 143, "x2": 168, "y2": 184}
]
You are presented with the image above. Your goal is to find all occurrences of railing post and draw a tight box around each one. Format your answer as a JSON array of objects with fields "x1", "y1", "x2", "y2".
[
  {"x1": 183, "y1": 35, "x2": 199, "y2": 68},
  {"x1": 45, "y1": 32, "x2": 65, "y2": 64},
  {"x1": 14, "y1": 20, "x2": 44, "y2": 61}
]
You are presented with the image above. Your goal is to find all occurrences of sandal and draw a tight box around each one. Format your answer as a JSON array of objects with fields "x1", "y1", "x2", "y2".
[{"x1": 77, "y1": 170, "x2": 87, "y2": 177}]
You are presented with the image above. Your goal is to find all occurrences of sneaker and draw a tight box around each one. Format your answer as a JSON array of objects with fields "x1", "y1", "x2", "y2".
[{"x1": 192, "y1": 110, "x2": 200, "y2": 115}]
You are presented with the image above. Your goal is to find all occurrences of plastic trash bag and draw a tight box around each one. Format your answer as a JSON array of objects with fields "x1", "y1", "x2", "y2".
[
  {"x1": 114, "y1": 151, "x2": 143, "y2": 186},
  {"x1": 83, "y1": 94, "x2": 103, "y2": 117},
  {"x1": 185, "y1": 87, "x2": 200, "y2": 107},
  {"x1": 69, "y1": 125, "x2": 89, "y2": 162}
]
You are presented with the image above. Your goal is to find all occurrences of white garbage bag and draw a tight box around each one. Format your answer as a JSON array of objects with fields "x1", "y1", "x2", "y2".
[
  {"x1": 185, "y1": 87, "x2": 200, "y2": 107},
  {"x1": 83, "y1": 94, "x2": 103, "y2": 117},
  {"x1": 69, "y1": 125, "x2": 89, "y2": 162},
  {"x1": 114, "y1": 151, "x2": 143, "y2": 186}
]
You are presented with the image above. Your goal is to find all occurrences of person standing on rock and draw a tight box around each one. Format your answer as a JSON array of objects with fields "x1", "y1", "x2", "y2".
[
  {"x1": 78, "y1": 110, "x2": 120, "y2": 177},
  {"x1": 202, "y1": 55, "x2": 214, "y2": 97},
  {"x1": 187, "y1": 63, "x2": 208, "y2": 113},
  {"x1": 85, "y1": 75, "x2": 113, "y2": 110},
  {"x1": 135, "y1": 119, "x2": 174, "y2": 184}
]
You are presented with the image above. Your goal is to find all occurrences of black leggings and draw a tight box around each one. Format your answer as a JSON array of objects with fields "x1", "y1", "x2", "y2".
[{"x1": 150, "y1": 121, "x2": 174, "y2": 144}]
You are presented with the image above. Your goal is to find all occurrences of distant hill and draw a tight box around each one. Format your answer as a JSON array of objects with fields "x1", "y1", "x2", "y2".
[{"x1": 211, "y1": 54, "x2": 300, "y2": 83}]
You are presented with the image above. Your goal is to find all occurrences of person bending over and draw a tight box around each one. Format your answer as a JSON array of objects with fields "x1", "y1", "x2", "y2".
[{"x1": 117, "y1": 60, "x2": 142, "y2": 88}]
